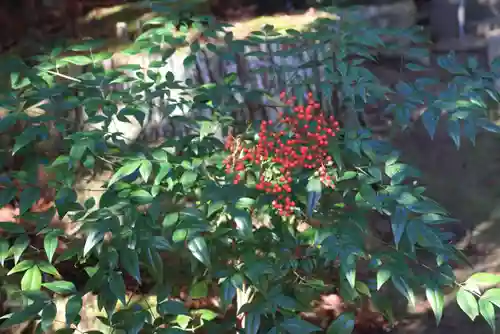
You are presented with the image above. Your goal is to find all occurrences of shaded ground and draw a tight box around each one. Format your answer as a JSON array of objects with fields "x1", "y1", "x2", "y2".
[{"x1": 388, "y1": 118, "x2": 500, "y2": 334}]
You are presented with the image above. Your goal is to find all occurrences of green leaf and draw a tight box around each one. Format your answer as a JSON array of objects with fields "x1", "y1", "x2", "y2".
[
  {"x1": 162, "y1": 212, "x2": 179, "y2": 228},
  {"x1": 193, "y1": 308, "x2": 218, "y2": 321},
  {"x1": 8, "y1": 260, "x2": 35, "y2": 275},
  {"x1": 83, "y1": 229, "x2": 105, "y2": 257},
  {"x1": 62, "y1": 55, "x2": 93, "y2": 66},
  {"x1": 421, "y1": 108, "x2": 440, "y2": 139},
  {"x1": 337, "y1": 171, "x2": 357, "y2": 182},
  {"x1": 42, "y1": 281, "x2": 76, "y2": 294},
  {"x1": 108, "y1": 161, "x2": 142, "y2": 187},
  {"x1": 175, "y1": 314, "x2": 191, "y2": 330},
  {"x1": 109, "y1": 271, "x2": 127, "y2": 305},
  {"x1": 187, "y1": 236, "x2": 211, "y2": 267},
  {"x1": 0, "y1": 187, "x2": 17, "y2": 207},
  {"x1": 38, "y1": 261, "x2": 60, "y2": 277},
  {"x1": 21, "y1": 266, "x2": 42, "y2": 291},
  {"x1": 0, "y1": 239, "x2": 8, "y2": 266},
  {"x1": 0, "y1": 301, "x2": 45, "y2": 329},
  {"x1": 190, "y1": 281, "x2": 209, "y2": 299},
  {"x1": 326, "y1": 312, "x2": 355, "y2": 334},
  {"x1": 41, "y1": 302, "x2": 57, "y2": 332},
  {"x1": 447, "y1": 118, "x2": 461, "y2": 149},
  {"x1": 200, "y1": 121, "x2": 217, "y2": 139},
  {"x1": 220, "y1": 278, "x2": 237, "y2": 310},
  {"x1": 477, "y1": 118, "x2": 500, "y2": 134},
  {"x1": 139, "y1": 160, "x2": 153, "y2": 182},
  {"x1": 120, "y1": 247, "x2": 141, "y2": 283},
  {"x1": 65, "y1": 294, "x2": 83, "y2": 326},
  {"x1": 466, "y1": 273, "x2": 500, "y2": 288},
  {"x1": 481, "y1": 288, "x2": 500, "y2": 308},
  {"x1": 456, "y1": 288, "x2": 479, "y2": 321},
  {"x1": 231, "y1": 209, "x2": 253, "y2": 239},
  {"x1": 426, "y1": 285, "x2": 444, "y2": 325},
  {"x1": 392, "y1": 276, "x2": 415, "y2": 309},
  {"x1": 391, "y1": 206, "x2": 408, "y2": 247},
  {"x1": 244, "y1": 312, "x2": 261, "y2": 334},
  {"x1": 479, "y1": 299, "x2": 496, "y2": 332},
  {"x1": 281, "y1": 317, "x2": 321, "y2": 334},
  {"x1": 19, "y1": 187, "x2": 41, "y2": 215},
  {"x1": 306, "y1": 178, "x2": 322, "y2": 192},
  {"x1": 10, "y1": 234, "x2": 30, "y2": 264},
  {"x1": 376, "y1": 269, "x2": 391, "y2": 290},
  {"x1": 44, "y1": 231, "x2": 59, "y2": 263},
  {"x1": 180, "y1": 170, "x2": 198, "y2": 187},
  {"x1": 157, "y1": 300, "x2": 189, "y2": 316},
  {"x1": 340, "y1": 253, "x2": 356, "y2": 289}
]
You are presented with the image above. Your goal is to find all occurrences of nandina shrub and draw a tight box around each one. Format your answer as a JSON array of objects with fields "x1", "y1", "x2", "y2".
[
  {"x1": 2, "y1": 4, "x2": 500, "y2": 334},
  {"x1": 224, "y1": 92, "x2": 340, "y2": 217}
]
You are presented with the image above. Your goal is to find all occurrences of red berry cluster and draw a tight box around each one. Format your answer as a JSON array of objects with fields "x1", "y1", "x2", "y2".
[{"x1": 224, "y1": 91, "x2": 341, "y2": 216}]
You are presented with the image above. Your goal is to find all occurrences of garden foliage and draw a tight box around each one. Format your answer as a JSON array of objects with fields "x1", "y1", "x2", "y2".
[{"x1": 2, "y1": 2, "x2": 500, "y2": 333}]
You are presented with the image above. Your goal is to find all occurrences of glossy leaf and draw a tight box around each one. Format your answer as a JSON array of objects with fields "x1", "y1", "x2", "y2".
[
  {"x1": 44, "y1": 231, "x2": 59, "y2": 263},
  {"x1": 21, "y1": 266, "x2": 42, "y2": 291},
  {"x1": 456, "y1": 288, "x2": 479, "y2": 321},
  {"x1": 0, "y1": 301, "x2": 45, "y2": 329},
  {"x1": 426, "y1": 285, "x2": 444, "y2": 325},
  {"x1": 41, "y1": 302, "x2": 57, "y2": 332},
  {"x1": 108, "y1": 161, "x2": 143, "y2": 187},
  {"x1": 120, "y1": 247, "x2": 141, "y2": 283},
  {"x1": 109, "y1": 271, "x2": 127, "y2": 305},
  {"x1": 244, "y1": 312, "x2": 261, "y2": 334},
  {"x1": 65, "y1": 294, "x2": 83, "y2": 326},
  {"x1": 481, "y1": 288, "x2": 500, "y2": 308},
  {"x1": 187, "y1": 237, "x2": 211, "y2": 267},
  {"x1": 479, "y1": 298, "x2": 496, "y2": 332},
  {"x1": 466, "y1": 273, "x2": 500, "y2": 288},
  {"x1": 376, "y1": 269, "x2": 391, "y2": 290},
  {"x1": 392, "y1": 276, "x2": 415, "y2": 309},
  {"x1": 42, "y1": 281, "x2": 76, "y2": 294},
  {"x1": 326, "y1": 312, "x2": 355, "y2": 334}
]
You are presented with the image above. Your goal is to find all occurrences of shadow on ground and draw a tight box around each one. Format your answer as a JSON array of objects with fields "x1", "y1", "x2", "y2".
[{"x1": 390, "y1": 116, "x2": 500, "y2": 333}]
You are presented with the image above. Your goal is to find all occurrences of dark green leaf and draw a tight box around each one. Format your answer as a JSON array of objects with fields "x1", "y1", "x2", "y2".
[
  {"x1": 42, "y1": 281, "x2": 76, "y2": 294},
  {"x1": 244, "y1": 312, "x2": 261, "y2": 334},
  {"x1": 187, "y1": 237, "x2": 211, "y2": 267},
  {"x1": 391, "y1": 206, "x2": 407, "y2": 247},
  {"x1": 120, "y1": 247, "x2": 141, "y2": 283},
  {"x1": 326, "y1": 312, "x2": 355, "y2": 334},
  {"x1": 10, "y1": 234, "x2": 30, "y2": 264},
  {"x1": 66, "y1": 295, "x2": 83, "y2": 326},
  {"x1": 19, "y1": 187, "x2": 41, "y2": 215},
  {"x1": 41, "y1": 302, "x2": 57, "y2": 332},
  {"x1": 0, "y1": 301, "x2": 45, "y2": 329},
  {"x1": 281, "y1": 317, "x2": 321, "y2": 334},
  {"x1": 158, "y1": 300, "x2": 189, "y2": 316},
  {"x1": 109, "y1": 271, "x2": 127, "y2": 305},
  {"x1": 426, "y1": 285, "x2": 444, "y2": 325},
  {"x1": 392, "y1": 276, "x2": 415, "y2": 309}
]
